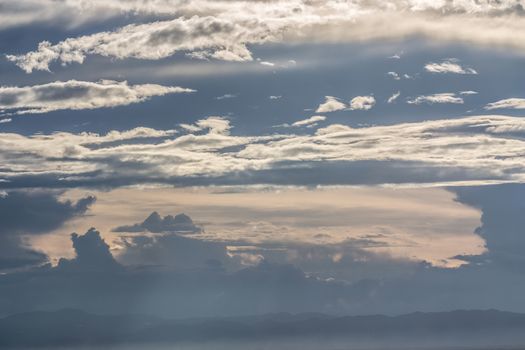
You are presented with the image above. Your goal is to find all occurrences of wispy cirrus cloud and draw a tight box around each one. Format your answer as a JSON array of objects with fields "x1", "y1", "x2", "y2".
[
  {"x1": 276, "y1": 115, "x2": 326, "y2": 128},
  {"x1": 0, "y1": 80, "x2": 194, "y2": 115},
  {"x1": 387, "y1": 91, "x2": 401, "y2": 104}
]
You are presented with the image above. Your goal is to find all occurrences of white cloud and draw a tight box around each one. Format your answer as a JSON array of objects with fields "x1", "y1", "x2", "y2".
[
  {"x1": 424, "y1": 59, "x2": 478, "y2": 74},
  {"x1": 181, "y1": 116, "x2": 232, "y2": 135},
  {"x1": 387, "y1": 72, "x2": 401, "y2": 80},
  {"x1": 260, "y1": 61, "x2": 275, "y2": 67},
  {"x1": 484, "y1": 98, "x2": 525, "y2": 110},
  {"x1": 387, "y1": 91, "x2": 401, "y2": 104},
  {"x1": 215, "y1": 94, "x2": 237, "y2": 100},
  {"x1": 0, "y1": 80, "x2": 194, "y2": 115},
  {"x1": 316, "y1": 96, "x2": 346, "y2": 113},
  {"x1": 0, "y1": 118, "x2": 11, "y2": 124},
  {"x1": 407, "y1": 93, "x2": 464, "y2": 105},
  {"x1": 460, "y1": 90, "x2": 478, "y2": 95},
  {"x1": 269, "y1": 95, "x2": 282, "y2": 100},
  {"x1": 350, "y1": 96, "x2": 376, "y2": 110},
  {"x1": 291, "y1": 115, "x2": 326, "y2": 127},
  {"x1": 2, "y1": 115, "x2": 525, "y2": 188},
  {"x1": 8, "y1": 0, "x2": 525, "y2": 73}
]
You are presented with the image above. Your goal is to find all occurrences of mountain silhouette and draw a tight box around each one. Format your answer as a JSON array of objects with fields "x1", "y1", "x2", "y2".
[{"x1": 2, "y1": 309, "x2": 525, "y2": 348}]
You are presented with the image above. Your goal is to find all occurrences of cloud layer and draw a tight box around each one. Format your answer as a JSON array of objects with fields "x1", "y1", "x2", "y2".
[
  {"x1": 7, "y1": 0, "x2": 525, "y2": 73},
  {"x1": 1, "y1": 115, "x2": 525, "y2": 188},
  {"x1": 0, "y1": 80, "x2": 194, "y2": 115}
]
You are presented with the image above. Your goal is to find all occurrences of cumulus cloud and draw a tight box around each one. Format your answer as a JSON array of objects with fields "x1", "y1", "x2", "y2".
[
  {"x1": 315, "y1": 96, "x2": 346, "y2": 113},
  {"x1": 113, "y1": 211, "x2": 201, "y2": 234},
  {"x1": 0, "y1": 115, "x2": 525, "y2": 188},
  {"x1": 0, "y1": 80, "x2": 194, "y2": 115},
  {"x1": 58, "y1": 228, "x2": 122, "y2": 272},
  {"x1": 484, "y1": 98, "x2": 525, "y2": 110},
  {"x1": 424, "y1": 59, "x2": 478, "y2": 74},
  {"x1": 349, "y1": 95, "x2": 376, "y2": 110},
  {"x1": 10, "y1": 1, "x2": 525, "y2": 73},
  {"x1": 407, "y1": 93, "x2": 464, "y2": 105}
]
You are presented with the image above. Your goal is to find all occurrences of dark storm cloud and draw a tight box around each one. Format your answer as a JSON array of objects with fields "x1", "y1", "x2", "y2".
[
  {"x1": 57, "y1": 228, "x2": 122, "y2": 272},
  {"x1": 0, "y1": 191, "x2": 95, "y2": 236},
  {"x1": 118, "y1": 231, "x2": 234, "y2": 270},
  {"x1": 2, "y1": 184, "x2": 525, "y2": 320},
  {"x1": 0, "y1": 227, "x2": 356, "y2": 318},
  {"x1": 452, "y1": 184, "x2": 525, "y2": 270},
  {"x1": 0, "y1": 190, "x2": 95, "y2": 270}
]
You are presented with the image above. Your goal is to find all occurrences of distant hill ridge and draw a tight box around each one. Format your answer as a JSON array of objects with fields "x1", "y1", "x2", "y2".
[{"x1": 2, "y1": 309, "x2": 525, "y2": 348}]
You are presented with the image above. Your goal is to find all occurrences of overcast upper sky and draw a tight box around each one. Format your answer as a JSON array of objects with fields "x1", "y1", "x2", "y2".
[{"x1": 1, "y1": 0, "x2": 525, "y2": 319}]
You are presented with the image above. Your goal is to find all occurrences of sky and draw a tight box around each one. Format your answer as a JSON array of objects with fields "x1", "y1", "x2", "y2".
[{"x1": 1, "y1": 0, "x2": 525, "y2": 319}]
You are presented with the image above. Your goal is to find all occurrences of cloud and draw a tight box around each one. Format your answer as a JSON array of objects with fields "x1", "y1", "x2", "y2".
[
  {"x1": 215, "y1": 94, "x2": 237, "y2": 100},
  {"x1": 1, "y1": 115, "x2": 525, "y2": 188},
  {"x1": 57, "y1": 228, "x2": 122, "y2": 272},
  {"x1": 277, "y1": 115, "x2": 326, "y2": 128},
  {"x1": 460, "y1": 91, "x2": 478, "y2": 95},
  {"x1": 407, "y1": 93, "x2": 464, "y2": 105},
  {"x1": 113, "y1": 211, "x2": 201, "y2": 234},
  {"x1": 2, "y1": 184, "x2": 525, "y2": 318},
  {"x1": 0, "y1": 191, "x2": 95, "y2": 236},
  {"x1": 484, "y1": 98, "x2": 525, "y2": 110},
  {"x1": 259, "y1": 61, "x2": 275, "y2": 67},
  {"x1": 315, "y1": 96, "x2": 346, "y2": 113},
  {"x1": 292, "y1": 115, "x2": 326, "y2": 127},
  {"x1": 453, "y1": 184, "x2": 525, "y2": 270},
  {"x1": 7, "y1": 15, "x2": 279, "y2": 73},
  {"x1": 0, "y1": 191, "x2": 95, "y2": 270},
  {"x1": 7, "y1": 1, "x2": 525, "y2": 73},
  {"x1": 118, "y1": 230, "x2": 235, "y2": 270},
  {"x1": 387, "y1": 72, "x2": 401, "y2": 80},
  {"x1": 387, "y1": 91, "x2": 401, "y2": 104},
  {"x1": 269, "y1": 95, "x2": 282, "y2": 100},
  {"x1": 0, "y1": 80, "x2": 194, "y2": 115},
  {"x1": 349, "y1": 95, "x2": 376, "y2": 110},
  {"x1": 424, "y1": 59, "x2": 478, "y2": 74}
]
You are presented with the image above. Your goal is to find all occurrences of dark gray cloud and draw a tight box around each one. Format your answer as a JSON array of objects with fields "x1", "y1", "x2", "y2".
[
  {"x1": 113, "y1": 211, "x2": 201, "y2": 234},
  {"x1": 0, "y1": 191, "x2": 95, "y2": 270},
  {"x1": 0, "y1": 191, "x2": 95, "y2": 236},
  {"x1": 2, "y1": 184, "x2": 525, "y2": 320},
  {"x1": 57, "y1": 228, "x2": 122, "y2": 272},
  {"x1": 118, "y1": 231, "x2": 234, "y2": 270},
  {"x1": 452, "y1": 184, "x2": 525, "y2": 270}
]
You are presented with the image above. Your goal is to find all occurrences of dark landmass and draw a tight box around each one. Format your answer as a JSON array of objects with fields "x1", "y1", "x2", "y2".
[{"x1": 2, "y1": 309, "x2": 525, "y2": 349}]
